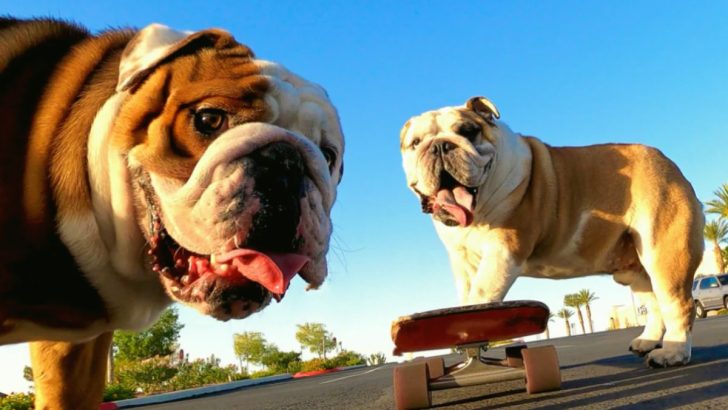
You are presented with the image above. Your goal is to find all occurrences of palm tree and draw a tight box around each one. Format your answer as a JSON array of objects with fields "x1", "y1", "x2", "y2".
[
  {"x1": 704, "y1": 220, "x2": 728, "y2": 273},
  {"x1": 556, "y1": 308, "x2": 574, "y2": 337},
  {"x1": 706, "y1": 183, "x2": 728, "y2": 219},
  {"x1": 577, "y1": 289, "x2": 599, "y2": 333},
  {"x1": 564, "y1": 294, "x2": 585, "y2": 334},
  {"x1": 545, "y1": 312, "x2": 554, "y2": 339}
]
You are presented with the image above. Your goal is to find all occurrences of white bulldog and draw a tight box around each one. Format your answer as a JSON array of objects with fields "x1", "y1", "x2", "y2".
[{"x1": 400, "y1": 96, "x2": 704, "y2": 368}]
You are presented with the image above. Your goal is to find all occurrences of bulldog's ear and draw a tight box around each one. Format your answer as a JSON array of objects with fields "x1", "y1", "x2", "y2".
[
  {"x1": 117, "y1": 24, "x2": 238, "y2": 92},
  {"x1": 399, "y1": 119, "x2": 412, "y2": 150},
  {"x1": 466, "y1": 96, "x2": 500, "y2": 125}
]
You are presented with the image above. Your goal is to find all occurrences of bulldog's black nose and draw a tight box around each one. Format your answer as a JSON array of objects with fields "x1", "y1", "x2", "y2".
[
  {"x1": 251, "y1": 142, "x2": 305, "y2": 189},
  {"x1": 432, "y1": 141, "x2": 455, "y2": 155},
  {"x1": 246, "y1": 142, "x2": 305, "y2": 252}
]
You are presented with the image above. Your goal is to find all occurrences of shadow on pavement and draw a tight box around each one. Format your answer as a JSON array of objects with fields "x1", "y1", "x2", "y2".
[{"x1": 435, "y1": 344, "x2": 728, "y2": 409}]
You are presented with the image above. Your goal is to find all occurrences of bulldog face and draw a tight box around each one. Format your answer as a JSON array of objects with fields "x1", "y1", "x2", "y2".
[
  {"x1": 400, "y1": 97, "x2": 499, "y2": 227},
  {"x1": 101, "y1": 26, "x2": 343, "y2": 321}
]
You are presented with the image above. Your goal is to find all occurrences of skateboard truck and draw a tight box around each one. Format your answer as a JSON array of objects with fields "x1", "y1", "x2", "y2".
[{"x1": 429, "y1": 344, "x2": 525, "y2": 390}]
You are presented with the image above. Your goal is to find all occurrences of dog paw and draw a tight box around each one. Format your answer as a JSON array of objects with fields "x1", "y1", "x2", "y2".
[
  {"x1": 628, "y1": 338, "x2": 661, "y2": 357},
  {"x1": 644, "y1": 344, "x2": 690, "y2": 368}
]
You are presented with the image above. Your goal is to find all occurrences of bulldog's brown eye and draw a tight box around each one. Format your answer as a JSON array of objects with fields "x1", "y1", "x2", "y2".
[
  {"x1": 322, "y1": 146, "x2": 337, "y2": 171},
  {"x1": 193, "y1": 108, "x2": 228, "y2": 136},
  {"x1": 457, "y1": 122, "x2": 481, "y2": 141},
  {"x1": 411, "y1": 138, "x2": 421, "y2": 149}
]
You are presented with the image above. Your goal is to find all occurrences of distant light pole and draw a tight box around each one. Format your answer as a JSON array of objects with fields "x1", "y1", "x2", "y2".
[
  {"x1": 630, "y1": 290, "x2": 639, "y2": 326},
  {"x1": 107, "y1": 341, "x2": 114, "y2": 383}
]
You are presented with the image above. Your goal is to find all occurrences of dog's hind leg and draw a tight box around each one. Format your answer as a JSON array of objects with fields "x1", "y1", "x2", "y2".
[
  {"x1": 634, "y1": 223, "x2": 702, "y2": 367},
  {"x1": 641, "y1": 259, "x2": 698, "y2": 367},
  {"x1": 613, "y1": 270, "x2": 665, "y2": 356},
  {"x1": 624, "y1": 147, "x2": 704, "y2": 367},
  {"x1": 30, "y1": 332, "x2": 113, "y2": 410}
]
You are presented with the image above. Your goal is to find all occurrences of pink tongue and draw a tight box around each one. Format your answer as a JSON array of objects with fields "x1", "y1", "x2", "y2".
[
  {"x1": 435, "y1": 187, "x2": 474, "y2": 227},
  {"x1": 216, "y1": 249, "x2": 309, "y2": 300}
]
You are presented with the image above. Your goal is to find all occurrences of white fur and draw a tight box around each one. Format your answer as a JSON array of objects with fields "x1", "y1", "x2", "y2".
[
  {"x1": 138, "y1": 123, "x2": 333, "y2": 256},
  {"x1": 138, "y1": 60, "x2": 343, "y2": 286},
  {"x1": 117, "y1": 24, "x2": 193, "y2": 92},
  {"x1": 475, "y1": 123, "x2": 531, "y2": 222},
  {"x1": 55, "y1": 93, "x2": 173, "y2": 332},
  {"x1": 405, "y1": 112, "x2": 533, "y2": 304}
]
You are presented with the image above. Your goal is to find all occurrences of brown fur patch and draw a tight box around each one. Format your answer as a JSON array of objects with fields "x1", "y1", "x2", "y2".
[
  {"x1": 114, "y1": 44, "x2": 269, "y2": 179},
  {"x1": 30, "y1": 332, "x2": 112, "y2": 410},
  {"x1": 0, "y1": 18, "x2": 115, "y2": 331}
]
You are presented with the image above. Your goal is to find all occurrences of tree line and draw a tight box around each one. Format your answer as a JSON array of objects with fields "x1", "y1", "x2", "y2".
[
  {"x1": 552, "y1": 289, "x2": 598, "y2": 337},
  {"x1": 704, "y1": 182, "x2": 728, "y2": 272},
  {"x1": 233, "y1": 322, "x2": 387, "y2": 375},
  {"x1": 16, "y1": 309, "x2": 387, "y2": 404}
]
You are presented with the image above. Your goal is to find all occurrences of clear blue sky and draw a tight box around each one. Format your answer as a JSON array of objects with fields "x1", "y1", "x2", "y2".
[{"x1": 2, "y1": 1, "x2": 727, "y2": 393}]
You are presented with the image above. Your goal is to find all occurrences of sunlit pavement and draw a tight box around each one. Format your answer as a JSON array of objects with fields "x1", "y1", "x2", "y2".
[{"x1": 136, "y1": 315, "x2": 728, "y2": 409}]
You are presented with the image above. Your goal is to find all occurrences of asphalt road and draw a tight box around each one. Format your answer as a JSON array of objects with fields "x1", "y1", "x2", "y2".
[{"x1": 142, "y1": 315, "x2": 728, "y2": 409}]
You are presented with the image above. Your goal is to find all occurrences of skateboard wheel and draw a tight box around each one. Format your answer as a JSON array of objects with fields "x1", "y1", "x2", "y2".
[
  {"x1": 522, "y1": 345, "x2": 561, "y2": 394},
  {"x1": 393, "y1": 362, "x2": 431, "y2": 410},
  {"x1": 424, "y1": 357, "x2": 444, "y2": 380},
  {"x1": 505, "y1": 344, "x2": 526, "y2": 368}
]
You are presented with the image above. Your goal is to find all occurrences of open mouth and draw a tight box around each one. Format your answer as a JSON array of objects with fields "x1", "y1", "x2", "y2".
[
  {"x1": 420, "y1": 161, "x2": 492, "y2": 227},
  {"x1": 146, "y1": 206, "x2": 309, "y2": 311}
]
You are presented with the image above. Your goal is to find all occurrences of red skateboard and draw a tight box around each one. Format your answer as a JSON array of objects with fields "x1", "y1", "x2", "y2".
[{"x1": 391, "y1": 301, "x2": 561, "y2": 409}]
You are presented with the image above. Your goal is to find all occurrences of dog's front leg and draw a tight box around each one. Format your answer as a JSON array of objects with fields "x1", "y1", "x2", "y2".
[
  {"x1": 30, "y1": 332, "x2": 113, "y2": 410},
  {"x1": 465, "y1": 240, "x2": 521, "y2": 305}
]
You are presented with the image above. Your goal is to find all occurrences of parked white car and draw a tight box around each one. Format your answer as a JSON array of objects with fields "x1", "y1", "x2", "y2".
[{"x1": 692, "y1": 274, "x2": 728, "y2": 318}]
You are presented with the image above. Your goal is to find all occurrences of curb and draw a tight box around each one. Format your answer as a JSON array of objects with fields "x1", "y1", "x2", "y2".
[
  {"x1": 292, "y1": 368, "x2": 341, "y2": 378},
  {"x1": 103, "y1": 374, "x2": 291, "y2": 409},
  {"x1": 292, "y1": 363, "x2": 367, "y2": 378},
  {"x1": 100, "y1": 364, "x2": 368, "y2": 408}
]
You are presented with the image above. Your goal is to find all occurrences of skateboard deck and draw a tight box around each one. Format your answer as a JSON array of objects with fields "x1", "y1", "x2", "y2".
[{"x1": 391, "y1": 300, "x2": 549, "y2": 355}]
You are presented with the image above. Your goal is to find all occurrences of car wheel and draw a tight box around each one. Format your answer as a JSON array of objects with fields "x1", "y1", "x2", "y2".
[
  {"x1": 724, "y1": 296, "x2": 728, "y2": 310},
  {"x1": 695, "y1": 301, "x2": 706, "y2": 318}
]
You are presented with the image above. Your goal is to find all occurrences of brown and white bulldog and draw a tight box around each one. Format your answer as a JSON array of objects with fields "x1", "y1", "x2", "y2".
[
  {"x1": 0, "y1": 18, "x2": 343, "y2": 409},
  {"x1": 400, "y1": 96, "x2": 704, "y2": 368}
]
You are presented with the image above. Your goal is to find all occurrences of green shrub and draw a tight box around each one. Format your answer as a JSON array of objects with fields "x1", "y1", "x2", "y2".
[
  {"x1": 103, "y1": 382, "x2": 136, "y2": 401},
  {"x1": 717, "y1": 309, "x2": 728, "y2": 316},
  {"x1": 230, "y1": 371, "x2": 251, "y2": 381},
  {"x1": 286, "y1": 360, "x2": 303, "y2": 374},
  {"x1": 260, "y1": 349, "x2": 301, "y2": 373},
  {"x1": 331, "y1": 351, "x2": 366, "y2": 367},
  {"x1": 300, "y1": 358, "x2": 325, "y2": 372},
  {"x1": 114, "y1": 355, "x2": 248, "y2": 394},
  {"x1": 0, "y1": 392, "x2": 34, "y2": 410},
  {"x1": 166, "y1": 360, "x2": 241, "y2": 391},
  {"x1": 250, "y1": 368, "x2": 279, "y2": 379},
  {"x1": 115, "y1": 356, "x2": 178, "y2": 394},
  {"x1": 367, "y1": 352, "x2": 387, "y2": 366},
  {"x1": 300, "y1": 358, "x2": 337, "y2": 372}
]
